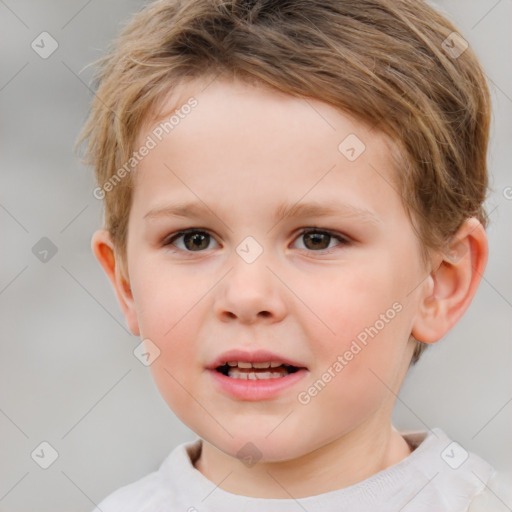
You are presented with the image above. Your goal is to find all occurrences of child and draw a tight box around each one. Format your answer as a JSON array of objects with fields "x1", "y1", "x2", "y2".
[{"x1": 77, "y1": 0, "x2": 509, "y2": 510}]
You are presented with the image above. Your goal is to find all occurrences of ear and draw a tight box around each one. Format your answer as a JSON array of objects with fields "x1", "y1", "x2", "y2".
[
  {"x1": 91, "y1": 230, "x2": 140, "y2": 336},
  {"x1": 411, "y1": 218, "x2": 488, "y2": 343}
]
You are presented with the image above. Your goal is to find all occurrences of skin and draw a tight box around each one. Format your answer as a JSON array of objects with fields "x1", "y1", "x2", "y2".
[{"x1": 92, "y1": 75, "x2": 488, "y2": 498}]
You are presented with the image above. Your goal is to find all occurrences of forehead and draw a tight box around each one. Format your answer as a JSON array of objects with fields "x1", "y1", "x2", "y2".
[
  {"x1": 136, "y1": 74, "x2": 394, "y2": 161},
  {"x1": 131, "y1": 76, "x2": 405, "y2": 223}
]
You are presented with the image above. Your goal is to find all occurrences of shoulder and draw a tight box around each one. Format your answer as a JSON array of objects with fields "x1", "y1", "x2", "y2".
[
  {"x1": 90, "y1": 469, "x2": 171, "y2": 512},
  {"x1": 90, "y1": 438, "x2": 202, "y2": 512},
  {"x1": 398, "y1": 428, "x2": 503, "y2": 510},
  {"x1": 468, "y1": 471, "x2": 512, "y2": 512}
]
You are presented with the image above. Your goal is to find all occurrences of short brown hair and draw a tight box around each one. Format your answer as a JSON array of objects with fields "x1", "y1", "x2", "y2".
[{"x1": 77, "y1": 0, "x2": 492, "y2": 364}]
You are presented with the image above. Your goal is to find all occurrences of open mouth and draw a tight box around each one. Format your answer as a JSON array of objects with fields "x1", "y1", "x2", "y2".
[{"x1": 215, "y1": 361, "x2": 301, "y2": 380}]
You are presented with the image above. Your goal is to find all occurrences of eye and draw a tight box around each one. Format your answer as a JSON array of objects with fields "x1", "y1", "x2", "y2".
[
  {"x1": 164, "y1": 229, "x2": 219, "y2": 252},
  {"x1": 293, "y1": 228, "x2": 349, "y2": 252},
  {"x1": 163, "y1": 227, "x2": 350, "y2": 254}
]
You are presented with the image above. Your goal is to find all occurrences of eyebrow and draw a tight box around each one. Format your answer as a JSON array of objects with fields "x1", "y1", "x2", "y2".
[{"x1": 144, "y1": 199, "x2": 381, "y2": 226}]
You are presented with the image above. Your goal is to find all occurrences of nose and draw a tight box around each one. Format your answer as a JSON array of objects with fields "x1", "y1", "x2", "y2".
[{"x1": 214, "y1": 249, "x2": 288, "y2": 324}]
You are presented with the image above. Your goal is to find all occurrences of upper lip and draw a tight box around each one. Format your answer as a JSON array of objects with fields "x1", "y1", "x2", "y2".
[{"x1": 206, "y1": 349, "x2": 308, "y2": 370}]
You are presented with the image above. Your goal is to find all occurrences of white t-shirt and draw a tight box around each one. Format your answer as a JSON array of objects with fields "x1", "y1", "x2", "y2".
[{"x1": 92, "y1": 428, "x2": 510, "y2": 512}]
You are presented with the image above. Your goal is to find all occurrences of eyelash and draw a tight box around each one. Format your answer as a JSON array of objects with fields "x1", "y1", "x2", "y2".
[{"x1": 163, "y1": 227, "x2": 350, "y2": 254}]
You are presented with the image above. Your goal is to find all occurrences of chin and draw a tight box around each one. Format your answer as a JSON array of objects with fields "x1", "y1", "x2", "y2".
[{"x1": 201, "y1": 429, "x2": 314, "y2": 464}]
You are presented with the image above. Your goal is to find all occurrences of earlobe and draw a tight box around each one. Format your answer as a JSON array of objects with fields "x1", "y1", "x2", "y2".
[
  {"x1": 411, "y1": 218, "x2": 488, "y2": 344},
  {"x1": 91, "y1": 230, "x2": 140, "y2": 336}
]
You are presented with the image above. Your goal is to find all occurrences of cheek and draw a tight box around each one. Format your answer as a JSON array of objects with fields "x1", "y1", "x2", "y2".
[
  {"x1": 130, "y1": 268, "x2": 204, "y2": 383},
  {"x1": 144, "y1": 314, "x2": 205, "y2": 421},
  {"x1": 298, "y1": 317, "x2": 410, "y2": 434},
  {"x1": 295, "y1": 261, "x2": 408, "y2": 339},
  {"x1": 131, "y1": 264, "x2": 207, "y2": 337},
  {"x1": 296, "y1": 260, "x2": 415, "y2": 386}
]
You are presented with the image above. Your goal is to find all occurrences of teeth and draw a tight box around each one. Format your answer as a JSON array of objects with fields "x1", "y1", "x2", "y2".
[
  {"x1": 252, "y1": 362, "x2": 270, "y2": 368},
  {"x1": 219, "y1": 361, "x2": 299, "y2": 379},
  {"x1": 227, "y1": 369, "x2": 288, "y2": 379},
  {"x1": 224, "y1": 361, "x2": 287, "y2": 368}
]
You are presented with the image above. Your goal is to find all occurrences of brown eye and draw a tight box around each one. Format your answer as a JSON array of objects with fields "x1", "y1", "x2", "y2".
[
  {"x1": 302, "y1": 232, "x2": 331, "y2": 250},
  {"x1": 294, "y1": 229, "x2": 348, "y2": 252},
  {"x1": 165, "y1": 230, "x2": 219, "y2": 252},
  {"x1": 183, "y1": 232, "x2": 210, "y2": 251}
]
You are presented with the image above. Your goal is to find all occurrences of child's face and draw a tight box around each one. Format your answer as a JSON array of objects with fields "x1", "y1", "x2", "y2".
[{"x1": 122, "y1": 77, "x2": 431, "y2": 461}]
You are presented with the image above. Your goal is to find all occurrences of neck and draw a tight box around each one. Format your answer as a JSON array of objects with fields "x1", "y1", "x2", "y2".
[{"x1": 194, "y1": 420, "x2": 412, "y2": 499}]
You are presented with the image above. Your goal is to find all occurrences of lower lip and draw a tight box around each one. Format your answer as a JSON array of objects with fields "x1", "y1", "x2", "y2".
[{"x1": 207, "y1": 369, "x2": 308, "y2": 401}]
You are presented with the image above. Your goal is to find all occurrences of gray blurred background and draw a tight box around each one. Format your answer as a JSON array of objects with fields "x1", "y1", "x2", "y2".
[{"x1": 0, "y1": 1, "x2": 511, "y2": 510}]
